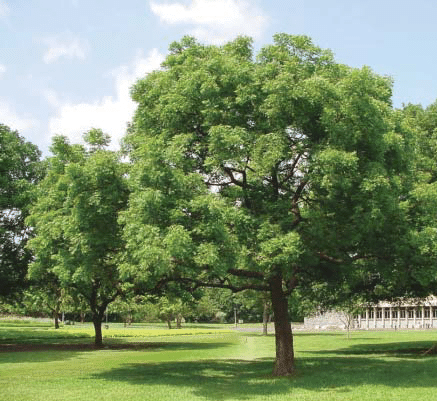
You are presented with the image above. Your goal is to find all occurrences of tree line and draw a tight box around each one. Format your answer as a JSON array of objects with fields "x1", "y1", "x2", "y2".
[{"x1": 2, "y1": 34, "x2": 437, "y2": 376}]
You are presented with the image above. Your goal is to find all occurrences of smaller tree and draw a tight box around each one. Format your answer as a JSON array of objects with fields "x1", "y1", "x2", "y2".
[
  {"x1": 336, "y1": 301, "x2": 364, "y2": 339},
  {"x1": 110, "y1": 295, "x2": 152, "y2": 326},
  {"x1": 21, "y1": 286, "x2": 65, "y2": 329},
  {"x1": 193, "y1": 288, "x2": 233, "y2": 323},
  {"x1": 27, "y1": 130, "x2": 128, "y2": 346},
  {"x1": 157, "y1": 296, "x2": 193, "y2": 329}
]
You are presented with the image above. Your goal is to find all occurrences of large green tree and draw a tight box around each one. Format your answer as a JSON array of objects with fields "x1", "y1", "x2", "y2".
[
  {"x1": 395, "y1": 102, "x2": 437, "y2": 298},
  {"x1": 0, "y1": 124, "x2": 42, "y2": 297},
  {"x1": 121, "y1": 35, "x2": 411, "y2": 375},
  {"x1": 27, "y1": 130, "x2": 128, "y2": 346}
]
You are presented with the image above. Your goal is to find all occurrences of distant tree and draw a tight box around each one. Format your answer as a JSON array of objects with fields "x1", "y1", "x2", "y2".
[
  {"x1": 0, "y1": 124, "x2": 42, "y2": 297},
  {"x1": 121, "y1": 35, "x2": 411, "y2": 375},
  {"x1": 110, "y1": 295, "x2": 152, "y2": 326},
  {"x1": 21, "y1": 285, "x2": 66, "y2": 329},
  {"x1": 27, "y1": 130, "x2": 128, "y2": 346},
  {"x1": 157, "y1": 295, "x2": 194, "y2": 329},
  {"x1": 193, "y1": 288, "x2": 231, "y2": 322}
]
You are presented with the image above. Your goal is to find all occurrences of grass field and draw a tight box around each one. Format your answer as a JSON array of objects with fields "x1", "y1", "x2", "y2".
[{"x1": 1, "y1": 321, "x2": 437, "y2": 401}]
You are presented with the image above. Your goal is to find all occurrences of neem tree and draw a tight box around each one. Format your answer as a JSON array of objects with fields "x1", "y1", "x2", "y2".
[
  {"x1": 0, "y1": 124, "x2": 42, "y2": 297},
  {"x1": 397, "y1": 102, "x2": 437, "y2": 298},
  {"x1": 121, "y1": 35, "x2": 410, "y2": 375},
  {"x1": 27, "y1": 130, "x2": 128, "y2": 346}
]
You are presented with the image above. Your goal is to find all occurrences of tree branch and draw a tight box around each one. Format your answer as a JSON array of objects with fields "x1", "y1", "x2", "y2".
[
  {"x1": 222, "y1": 166, "x2": 251, "y2": 188},
  {"x1": 227, "y1": 268, "x2": 265, "y2": 280}
]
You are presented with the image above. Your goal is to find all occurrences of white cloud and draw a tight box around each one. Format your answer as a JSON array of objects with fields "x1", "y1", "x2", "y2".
[
  {"x1": 42, "y1": 34, "x2": 89, "y2": 64},
  {"x1": 47, "y1": 49, "x2": 164, "y2": 149},
  {"x1": 150, "y1": 0, "x2": 268, "y2": 44},
  {"x1": 0, "y1": 1, "x2": 10, "y2": 18},
  {"x1": 0, "y1": 99, "x2": 38, "y2": 133},
  {"x1": 43, "y1": 89, "x2": 61, "y2": 109},
  {"x1": 0, "y1": 64, "x2": 6, "y2": 77}
]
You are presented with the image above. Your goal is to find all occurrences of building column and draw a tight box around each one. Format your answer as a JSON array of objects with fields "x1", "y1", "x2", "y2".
[
  {"x1": 422, "y1": 306, "x2": 425, "y2": 328},
  {"x1": 365, "y1": 308, "x2": 369, "y2": 329},
  {"x1": 382, "y1": 307, "x2": 385, "y2": 329},
  {"x1": 389, "y1": 307, "x2": 393, "y2": 328},
  {"x1": 397, "y1": 307, "x2": 400, "y2": 329},
  {"x1": 374, "y1": 307, "x2": 377, "y2": 329}
]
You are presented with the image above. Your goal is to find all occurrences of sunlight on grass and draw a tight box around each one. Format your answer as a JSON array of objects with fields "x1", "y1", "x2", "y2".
[
  {"x1": 1, "y1": 326, "x2": 437, "y2": 401},
  {"x1": 0, "y1": 321, "x2": 233, "y2": 344},
  {"x1": 62, "y1": 326, "x2": 234, "y2": 338}
]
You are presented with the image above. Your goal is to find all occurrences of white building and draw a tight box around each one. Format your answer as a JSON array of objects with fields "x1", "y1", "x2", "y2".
[{"x1": 304, "y1": 296, "x2": 437, "y2": 330}]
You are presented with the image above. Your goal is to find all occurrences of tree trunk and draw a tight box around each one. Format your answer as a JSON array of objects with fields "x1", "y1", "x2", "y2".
[
  {"x1": 263, "y1": 300, "x2": 269, "y2": 336},
  {"x1": 167, "y1": 319, "x2": 172, "y2": 329},
  {"x1": 54, "y1": 313, "x2": 60, "y2": 329},
  {"x1": 176, "y1": 314, "x2": 182, "y2": 329},
  {"x1": 270, "y1": 272, "x2": 295, "y2": 376},
  {"x1": 92, "y1": 317, "x2": 103, "y2": 347}
]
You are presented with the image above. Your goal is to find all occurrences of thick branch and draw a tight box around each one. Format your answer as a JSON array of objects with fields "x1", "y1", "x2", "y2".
[
  {"x1": 227, "y1": 268, "x2": 265, "y2": 280},
  {"x1": 317, "y1": 252, "x2": 344, "y2": 264},
  {"x1": 289, "y1": 180, "x2": 307, "y2": 228},
  {"x1": 223, "y1": 166, "x2": 246, "y2": 188},
  {"x1": 151, "y1": 269, "x2": 268, "y2": 294},
  {"x1": 178, "y1": 277, "x2": 269, "y2": 293},
  {"x1": 279, "y1": 153, "x2": 303, "y2": 187},
  {"x1": 317, "y1": 251, "x2": 377, "y2": 264}
]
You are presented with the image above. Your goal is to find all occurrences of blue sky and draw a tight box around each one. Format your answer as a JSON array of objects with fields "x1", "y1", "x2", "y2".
[{"x1": 1, "y1": 0, "x2": 437, "y2": 156}]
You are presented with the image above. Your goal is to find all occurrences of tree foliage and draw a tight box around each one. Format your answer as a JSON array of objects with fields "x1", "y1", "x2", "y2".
[
  {"x1": 26, "y1": 131, "x2": 128, "y2": 346},
  {"x1": 0, "y1": 124, "x2": 42, "y2": 297},
  {"x1": 121, "y1": 34, "x2": 411, "y2": 375},
  {"x1": 396, "y1": 102, "x2": 437, "y2": 297}
]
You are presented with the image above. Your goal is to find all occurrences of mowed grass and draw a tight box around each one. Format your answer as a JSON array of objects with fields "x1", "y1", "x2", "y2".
[{"x1": 1, "y1": 322, "x2": 437, "y2": 401}]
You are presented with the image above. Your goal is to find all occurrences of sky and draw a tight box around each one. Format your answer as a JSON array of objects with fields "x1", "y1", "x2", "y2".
[{"x1": 1, "y1": 0, "x2": 437, "y2": 156}]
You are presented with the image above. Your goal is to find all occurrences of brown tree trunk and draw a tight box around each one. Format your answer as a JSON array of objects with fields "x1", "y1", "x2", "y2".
[
  {"x1": 263, "y1": 300, "x2": 269, "y2": 336},
  {"x1": 270, "y1": 272, "x2": 295, "y2": 376},
  {"x1": 167, "y1": 319, "x2": 172, "y2": 329},
  {"x1": 54, "y1": 313, "x2": 60, "y2": 329},
  {"x1": 92, "y1": 317, "x2": 103, "y2": 347},
  {"x1": 176, "y1": 314, "x2": 182, "y2": 329}
]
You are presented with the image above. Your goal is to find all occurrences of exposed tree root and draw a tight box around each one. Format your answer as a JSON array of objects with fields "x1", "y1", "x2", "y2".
[{"x1": 422, "y1": 343, "x2": 437, "y2": 355}]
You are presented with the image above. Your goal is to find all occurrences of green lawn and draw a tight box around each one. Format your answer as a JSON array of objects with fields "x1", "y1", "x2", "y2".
[{"x1": 1, "y1": 322, "x2": 436, "y2": 401}]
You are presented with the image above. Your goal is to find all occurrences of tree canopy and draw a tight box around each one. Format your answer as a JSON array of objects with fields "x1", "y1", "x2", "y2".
[
  {"x1": 26, "y1": 131, "x2": 128, "y2": 346},
  {"x1": 120, "y1": 34, "x2": 412, "y2": 375},
  {"x1": 0, "y1": 124, "x2": 42, "y2": 297}
]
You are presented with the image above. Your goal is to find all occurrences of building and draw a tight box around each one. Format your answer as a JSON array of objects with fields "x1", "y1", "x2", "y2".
[{"x1": 304, "y1": 296, "x2": 437, "y2": 330}]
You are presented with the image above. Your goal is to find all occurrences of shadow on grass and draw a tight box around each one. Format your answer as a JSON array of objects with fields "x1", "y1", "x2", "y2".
[
  {"x1": 92, "y1": 353, "x2": 437, "y2": 400},
  {"x1": 304, "y1": 340, "x2": 437, "y2": 357},
  {"x1": 293, "y1": 332, "x2": 346, "y2": 337},
  {"x1": 0, "y1": 340, "x2": 231, "y2": 364}
]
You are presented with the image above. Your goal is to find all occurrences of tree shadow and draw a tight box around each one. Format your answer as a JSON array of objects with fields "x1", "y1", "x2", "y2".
[
  {"x1": 92, "y1": 353, "x2": 437, "y2": 400},
  {"x1": 0, "y1": 340, "x2": 231, "y2": 364},
  {"x1": 293, "y1": 332, "x2": 346, "y2": 337},
  {"x1": 305, "y1": 340, "x2": 437, "y2": 357}
]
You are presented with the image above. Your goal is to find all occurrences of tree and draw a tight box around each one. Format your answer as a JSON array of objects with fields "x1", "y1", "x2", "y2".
[
  {"x1": 192, "y1": 288, "x2": 229, "y2": 322},
  {"x1": 20, "y1": 285, "x2": 66, "y2": 329},
  {"x1": 156, "y1": 296, "x2": 190, "y2": 329},
  {"x1": 27, "y1": 131, "x2": 128, "y2": 346},
  {"x1": 110, "y1": 295, "x2": 153, "y2": 326},
  {"x1": 121, "y1": 35, "x2": 410, "y2": 375},
  {"x1": 385, "y1": 103, "x2": 437, "y2": 299},
  {"x1": 0, "y1": 124, "x2": 42, "y2": 297}
]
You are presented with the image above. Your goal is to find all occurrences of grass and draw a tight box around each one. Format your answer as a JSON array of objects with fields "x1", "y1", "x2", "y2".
[{"x1": 1, "y1": 322, "x2": 437, "y2": 401}]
